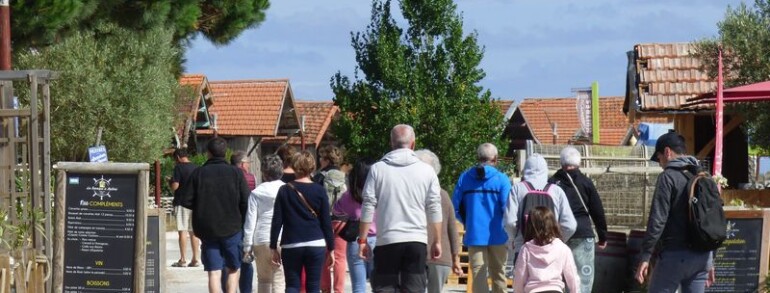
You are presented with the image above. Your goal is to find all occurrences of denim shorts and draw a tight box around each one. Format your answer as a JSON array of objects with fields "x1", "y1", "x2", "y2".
[{"x1": 200, "y1": 231, "x2": 243, "y2": 271}]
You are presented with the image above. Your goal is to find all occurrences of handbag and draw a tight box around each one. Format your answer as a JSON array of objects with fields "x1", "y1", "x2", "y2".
[{"x1": 338, "y1": 218, "x2": 360, "y2": 242}]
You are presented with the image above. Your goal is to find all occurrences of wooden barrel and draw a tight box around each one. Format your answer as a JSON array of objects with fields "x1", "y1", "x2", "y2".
[
  {"x1": 593, "y1": 231, "x2": 628, "y2": 293},
  {"x1": 626, "y1": 230, "x2": 646, "y2": 292}
]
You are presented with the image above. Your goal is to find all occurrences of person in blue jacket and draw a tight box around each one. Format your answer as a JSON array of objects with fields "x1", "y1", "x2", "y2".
[{"x1": 452, "y1": 143, "x2": 512, "y2": 293}]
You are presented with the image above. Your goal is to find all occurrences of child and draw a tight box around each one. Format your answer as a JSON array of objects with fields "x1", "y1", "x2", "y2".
[{"x1": 514, "y1": 206, "x2": 580, "y2": 293}]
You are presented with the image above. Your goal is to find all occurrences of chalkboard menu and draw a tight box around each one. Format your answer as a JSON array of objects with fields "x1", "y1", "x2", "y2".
[
  {"x1": 706, "y1": 209, "x2": 770, "y2": 293},
  {"x1": 62, "y1": 173, "x2": 139, "y2": 293},
  {"x1": 145, "y1": 214, "x2": 160, "y2": 293}
]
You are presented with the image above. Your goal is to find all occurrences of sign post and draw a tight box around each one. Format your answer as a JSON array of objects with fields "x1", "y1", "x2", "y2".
[{"x1": 52, "y1": 162, "x2": 149, "y2": 293}]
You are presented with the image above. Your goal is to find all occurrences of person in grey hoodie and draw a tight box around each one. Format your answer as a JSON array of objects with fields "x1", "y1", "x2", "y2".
[
  {"x1": 358, "y1": 124, "x2": 443, "y2": 293},
  {"x1": 505, "y1": 153, "x2": 576, "y2": 255},
  {"x1": 634, "y1": 131, "x2": 714, "y2": 292}
]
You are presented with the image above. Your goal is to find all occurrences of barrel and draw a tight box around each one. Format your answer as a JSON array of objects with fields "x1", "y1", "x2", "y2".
[
  {"x1": 593, "y1": 231, "x2": 628, "y2": 293},
  {"x1": 626, "y1": 230, "x2": 646, "y2": 292}
]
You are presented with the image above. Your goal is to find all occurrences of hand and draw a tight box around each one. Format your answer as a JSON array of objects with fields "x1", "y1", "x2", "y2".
[
  {"x1": 452, "y1": 260, "x2": 464, "y2": 277},
  {"x1": 326, "y1": 251, "x2": 336, "y2": 268},
  {"x1": 635, "y1": 261, "x2": 649, "y2": 284},
  {"x1": 706, "y1": 267, "x2": 716, "y2": 287},
  {"x1": 271, "y1": 249, "x2": 282, "y2": 266},
  {"x1": 431, "y1": 241, "x2": 442, "y2": 260},
  {"x1": 358, "y1": 242, "x2": 370, "y2": 261},
  {"x1": 597, "y1": 241, "x2": 607, "y2": 250}
]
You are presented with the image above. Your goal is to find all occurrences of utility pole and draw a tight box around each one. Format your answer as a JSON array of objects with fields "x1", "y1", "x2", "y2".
[{"x1": 0, "y1": 0, "x2": 10, "y2": 70}]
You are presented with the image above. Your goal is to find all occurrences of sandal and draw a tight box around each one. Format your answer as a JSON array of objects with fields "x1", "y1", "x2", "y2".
[
  {"x1": 171, "y1": 260, "x2": 187, "y2": 267},
  {"x1": 187, "y1": 260, "x2": 200, "y2": 267}
]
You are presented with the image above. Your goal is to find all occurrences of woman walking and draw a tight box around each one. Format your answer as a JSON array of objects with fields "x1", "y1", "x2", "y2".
[
  {"x1": 270, "y1": 151, "x2": 335, "y2": 293},
  {"x1": 332, "y1": 158, "x2": 376, "y2": 293}
]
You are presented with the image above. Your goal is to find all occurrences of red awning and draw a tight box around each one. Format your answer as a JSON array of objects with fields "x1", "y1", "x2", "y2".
[{"x1": 684, "y1": 80, "x2": 770, "y2": 107}]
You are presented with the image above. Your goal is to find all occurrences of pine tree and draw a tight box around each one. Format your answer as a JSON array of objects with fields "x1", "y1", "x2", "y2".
[{"x1": 331, "y1": 0, "x2": 508, "y2": 187}]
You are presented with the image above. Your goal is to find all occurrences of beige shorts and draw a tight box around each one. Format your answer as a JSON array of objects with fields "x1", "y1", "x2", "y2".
[{"x1": 175, "y1": 206, "x2": 193, "y2": 231}]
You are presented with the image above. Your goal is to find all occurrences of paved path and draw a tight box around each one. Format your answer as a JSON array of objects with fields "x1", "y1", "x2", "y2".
[{"x1": 164, "y1": 232, "x2": 467, "y2": 293}]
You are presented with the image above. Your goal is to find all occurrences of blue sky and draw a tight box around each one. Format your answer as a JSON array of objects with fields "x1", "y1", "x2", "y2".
[{"x1": 185, "y1": 0, "x2": 744, "y2": 102}]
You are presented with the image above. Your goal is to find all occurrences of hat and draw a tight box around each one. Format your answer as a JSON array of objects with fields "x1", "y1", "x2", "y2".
[{"x1": 650, "y1": 130, "x2": 685, "y2": 162}]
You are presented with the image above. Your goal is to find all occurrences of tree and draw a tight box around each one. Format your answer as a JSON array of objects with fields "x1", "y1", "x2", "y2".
[
  {"x1": 15, "y1": 22, "x2": 182, "y2": 163},
  {"x1": 11, "y1": 0, "x2": 270, "y2": 48},
  {"x1": 693, "y1": 0, "x2": 770, "y2": 149},
  {"x1": 331, "y1": 0, "x2": 507, "y2": 187}
]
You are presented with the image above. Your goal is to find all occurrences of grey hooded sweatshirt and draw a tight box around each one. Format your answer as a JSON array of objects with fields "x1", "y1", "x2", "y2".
[
  {"x1": 504, "y1": 154, "x2": 576, "y2": 253},
  {"x1": 361, "y1": 148, "x2": 442, "y2": 247}
]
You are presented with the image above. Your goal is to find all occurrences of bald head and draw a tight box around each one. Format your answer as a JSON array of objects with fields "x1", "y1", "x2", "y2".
[
  {"x1": 477, "y1": 143, "x2": 498, "y2": 163},
  {"x1": 390, "y1": 124, "x2": 416, "y2": 150}
]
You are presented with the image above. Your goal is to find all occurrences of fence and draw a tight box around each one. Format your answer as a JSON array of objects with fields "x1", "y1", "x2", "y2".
[{"x1": 526, "y1": 141, "x2": 662, "y2": 229}]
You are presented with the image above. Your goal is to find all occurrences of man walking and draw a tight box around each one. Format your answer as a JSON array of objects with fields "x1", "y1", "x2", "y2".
[
  {"x1": 170, "y1": 148, "x2": 201, "y2": 268},
  {"x1": 635, "y1": 131, "x2": 715, "y2": 292},
  {"x1": 229, "y1": 151, "x2": 257, "y2": 293},
  {"x1": 549, "y1": 146, "x2": 608, "y2": 293},
  {"x1": 358, "y1": 124, "x2": 443, "y2": 293},
  {"x1": 452, "y1": 143, "x2": 511, "y2": 293},
  {"x1": 178, "y1": 138, "x2": 251, "y2": 293}
]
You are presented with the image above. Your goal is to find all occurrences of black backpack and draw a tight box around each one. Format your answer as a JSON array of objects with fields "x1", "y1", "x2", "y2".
[
  {"x1": 519, "y1": 181, "x2": 556, "y2": 238},
  {"x1": 681, "y1": 166, "x2": 727, "y2": 252}
]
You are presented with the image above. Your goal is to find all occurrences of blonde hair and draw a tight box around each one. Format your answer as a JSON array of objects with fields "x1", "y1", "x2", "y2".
[{"x1": 291, "y1": 151, "x2": 316, "y2": 178}]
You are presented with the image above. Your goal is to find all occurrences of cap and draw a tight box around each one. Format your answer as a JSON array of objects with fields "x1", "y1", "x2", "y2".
[{"x1": 650, "y1": 130, "x2": 685, "y2": 162}]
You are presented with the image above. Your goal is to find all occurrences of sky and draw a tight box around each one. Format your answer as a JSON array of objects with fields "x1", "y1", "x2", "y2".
[{"x1": 185, "y1": 0, "x2": 745, "y2": 102}]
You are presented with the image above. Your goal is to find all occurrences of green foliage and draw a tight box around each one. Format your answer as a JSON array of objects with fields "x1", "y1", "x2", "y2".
[
  {"x1": 693, "y1": 0, "x2": 770, "y2": 149},
  {"x1": 11, "y1": 0, "x2": 270, "y2": 48},
  {"x1": 331, "y1": 0, "x2": 508, "y2": 188},
  {"x1": 15, "y1": 23, "x2": 179, "y2": 163}
]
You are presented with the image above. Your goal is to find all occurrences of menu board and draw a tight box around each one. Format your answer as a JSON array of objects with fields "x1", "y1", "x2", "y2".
[
  {"x1": 62, "y1": 173, "x2": 138, "y2": 293},
  {"x1": 145, "y1": 214, "x2": 160, "y2": 293},
  {"x1": 706, "y1": 209, "x2": 770, "y2": 293}
]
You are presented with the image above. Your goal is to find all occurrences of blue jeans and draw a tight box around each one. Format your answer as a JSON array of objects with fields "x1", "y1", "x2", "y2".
[
  {"x1": 346, "y1": 237, "x2": 376, "y2": 293},
  {"x1": 282, "y1": 246, "x2": 326, "y2": 293},
  {"x1": 567, "y1": 237, "x2": 595, "y2": 293},
  {"x1": 649, "y1": 249, "x2": 712, "y2": 293}
]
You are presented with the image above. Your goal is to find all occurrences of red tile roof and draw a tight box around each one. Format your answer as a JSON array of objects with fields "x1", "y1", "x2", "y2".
[
  {"x1": 264, "y1": 101, "x2": 339, "y2": 147},
  {"x1": 198, "y1": 79, "x2": 294, "y2": 136},
  {"x1": 494, "y1": 100, "x2": 515, "y2": 117},
  {"x1": 632, "y1": 43, "x2": 715, "y2": 111},
  {"x1": 517, "y1": 96, "x2": 629, "y2": 145}
]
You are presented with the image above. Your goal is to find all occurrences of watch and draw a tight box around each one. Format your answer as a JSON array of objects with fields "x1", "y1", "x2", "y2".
[{"x1": 357, "y1": 237, "x2": 367, "y2": 244}]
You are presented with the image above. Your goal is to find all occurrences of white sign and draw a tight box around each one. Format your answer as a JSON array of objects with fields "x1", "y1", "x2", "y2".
[{"x1": 88, "y1": 145, "x2": 108, "y2": 163}]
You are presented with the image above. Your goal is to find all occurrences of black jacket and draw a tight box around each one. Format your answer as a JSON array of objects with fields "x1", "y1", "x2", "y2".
[
  {"x1": 549, "y1": 169, "x2": 608, "y2": 243},
  {"x1": 639, "y1": 156, "x2": 700, "y2": 262},
  {"x1": 178, "y1": 157, "x2": 250, "y2": 239}
]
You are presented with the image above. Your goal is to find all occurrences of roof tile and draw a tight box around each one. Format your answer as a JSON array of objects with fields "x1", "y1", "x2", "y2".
[
  {"x1": 518, "y1": 96, "x2": 629, "y2": 145},
  {"x1": 264, "y1": 101, "x2": 338, "y2": 147},
  {"x1": 198, "y1": 79, "x2": 289, "y2": 136}
]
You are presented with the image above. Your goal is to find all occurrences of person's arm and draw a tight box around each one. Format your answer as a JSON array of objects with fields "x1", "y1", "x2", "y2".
[
  {"x1": 445, "y1": 193, "x2": 462, "y2": 274},
  {"x1": 451, "y1": 176, "x2": 465, "y2": 225},
  {"x1": 513, "y1": 245, "x2": 528, "y2": 293},
  {"x1": 318, "y1": 187, "x2": 335, "y2": 251},
  {"x1": 503, "y1": 183, "x2": 520, "y2": 241},
  {"x1": 555, "y1": 186, "x2": 577, "y2": 241},
  {"x1": 639, "y1": 173, "x2": 675, "y2": 262},
  {"x1": 242, "y1": 189, "x2": 259, "y2": 249},
  {"x1": 585, "y1": 179, "x2": 608, "y2": 244},
  {"x1": 269, "y1": 188, "x2": 285, "y2": 250},
  {"x1": 426, "y1": 173, "x2": 443, "y2": 259},
  {"x1": 358, "y1": 168, "x2": 377, "y2": 240}
]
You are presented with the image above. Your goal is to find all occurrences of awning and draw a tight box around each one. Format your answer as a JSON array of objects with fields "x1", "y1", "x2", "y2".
[{"x1": 684, "y1": 80, "x2": 770, "y2": 107}]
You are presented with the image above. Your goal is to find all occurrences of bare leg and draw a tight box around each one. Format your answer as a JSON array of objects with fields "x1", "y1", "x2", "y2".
[
  {"x1": 190, "y1": 232, "x2": 201, "y2": 263},
  {"x1": 225, "y1": 267, "x2": 240, "y2": 293},
  {"x1": 177, "y1": 231, "x2": 188, "y2": 263},
  {"x1": 208, "y1": 270, "x2": 222, "y2": 293}
]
